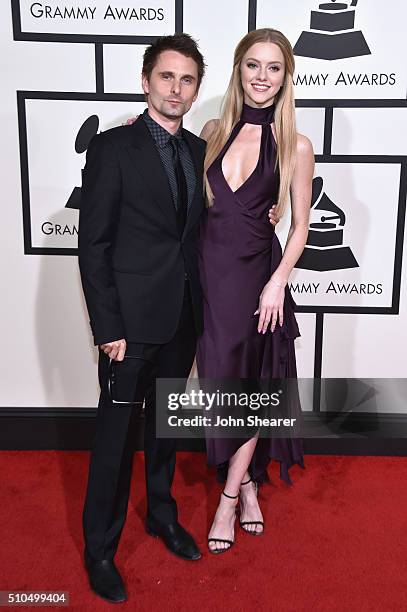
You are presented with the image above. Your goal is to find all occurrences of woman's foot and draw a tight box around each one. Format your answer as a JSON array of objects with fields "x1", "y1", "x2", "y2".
[
  {"x1": 239, "y1": 478, "x2": 264, "y2": 535},
  {"x1": 207, "y1": 491, "x2": 239, "y2": 553}
]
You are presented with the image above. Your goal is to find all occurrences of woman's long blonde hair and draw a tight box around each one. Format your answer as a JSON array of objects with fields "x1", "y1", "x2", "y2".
[{"x1": 204, "y1": 28, "x2": 297, "y2": 218}]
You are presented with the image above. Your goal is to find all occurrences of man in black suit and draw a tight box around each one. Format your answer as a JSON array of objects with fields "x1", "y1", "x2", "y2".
[{"x1": 78, "y1": 34, "x2": 206, "y2": 603}]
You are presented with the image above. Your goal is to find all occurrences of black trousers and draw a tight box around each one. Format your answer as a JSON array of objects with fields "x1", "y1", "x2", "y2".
[{"x1": 82, "y1": 282, "x2": 197, "y2": 561}]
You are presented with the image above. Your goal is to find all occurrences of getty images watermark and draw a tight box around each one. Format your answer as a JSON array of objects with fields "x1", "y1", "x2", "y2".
[
  {"x1": 167, "y1": 388, "x2": 296, "y2": 426},
  {"x1": 153, "y1": 378, "x2": 407, "y2": 440},
  {"x1": 156, "y1": 378, "x2": 304, "y2": 439}
]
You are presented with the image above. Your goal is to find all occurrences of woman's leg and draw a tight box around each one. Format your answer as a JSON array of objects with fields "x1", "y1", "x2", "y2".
[{"x1": 208, "y1": 433, "x2": 263, "y2": 551}]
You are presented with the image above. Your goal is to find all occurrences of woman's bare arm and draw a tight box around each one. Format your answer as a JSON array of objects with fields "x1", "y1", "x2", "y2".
[
  {"x1": 271, "y1": 133, "x2": 314, "y2": 285},
  {"x1": 256, "y1": 133, "x2": 314, "y2": 333}
]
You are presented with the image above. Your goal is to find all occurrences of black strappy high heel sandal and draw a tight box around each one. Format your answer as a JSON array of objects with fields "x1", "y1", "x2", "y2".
[
  {"x1": 207, "y1": 490, "x2": 239, "y2": 554},
  {"x1": 239, "y1": 477, "x2": 264, "y2": 536}
]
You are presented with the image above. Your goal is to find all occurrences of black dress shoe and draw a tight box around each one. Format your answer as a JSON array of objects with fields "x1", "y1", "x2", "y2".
[
  {"x1": 84, "y1": 549, "x2": 127, "y2": 603},
  {"x1": 145, "y1": 520, "x2": 202, "y2": 561}
]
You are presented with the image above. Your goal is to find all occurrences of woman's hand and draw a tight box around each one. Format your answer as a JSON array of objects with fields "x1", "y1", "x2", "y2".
[
  {"x1": 122, "y1": 116, "x2": 138, "y2": 126},
  {"x1": 254, "y1": 279, "x2": 285, "y2": 334}
]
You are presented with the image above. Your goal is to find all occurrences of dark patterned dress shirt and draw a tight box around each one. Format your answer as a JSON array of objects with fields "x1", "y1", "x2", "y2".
[{"x1": 142, "y1": 108, "x2": 196, "y2": 210}]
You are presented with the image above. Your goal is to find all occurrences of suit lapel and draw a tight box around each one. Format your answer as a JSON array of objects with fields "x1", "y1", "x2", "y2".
[
  {"x1": 182, "y1": 129, "x2": 205, "y2": 239},
  {"x1": 125, "y1": 117, "x2": 178, "y2": 235}
]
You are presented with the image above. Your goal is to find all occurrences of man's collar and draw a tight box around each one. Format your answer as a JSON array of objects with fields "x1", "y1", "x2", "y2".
[{"x1": 142, "y1": 108, "x2": 183, "y2": 148}]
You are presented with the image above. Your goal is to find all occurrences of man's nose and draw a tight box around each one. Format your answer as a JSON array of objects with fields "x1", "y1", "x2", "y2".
[{"x1": 171, "y1": 79, "x2": 181, "y2": 94}]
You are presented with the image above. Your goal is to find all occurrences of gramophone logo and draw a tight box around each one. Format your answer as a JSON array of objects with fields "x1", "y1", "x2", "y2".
[
  {"x1": 65, "y1": 114, "x2": 99, "y2": 210},
  {"x1": 293, "y1": 0, "x2": 371, "y2": 60},
  {"x1": 295, "y1": 176, "x2": 359, "y2": 272}
]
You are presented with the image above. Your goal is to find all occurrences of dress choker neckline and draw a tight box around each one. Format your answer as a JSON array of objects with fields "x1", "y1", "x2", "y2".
[{"x1": 240, "y1": 102, "x2": 275, "y2": 125}]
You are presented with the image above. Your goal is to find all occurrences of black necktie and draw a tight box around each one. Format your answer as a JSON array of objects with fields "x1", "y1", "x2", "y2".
[{"x1": 169, "y1": 136, "x2": 188, "y2": 235}]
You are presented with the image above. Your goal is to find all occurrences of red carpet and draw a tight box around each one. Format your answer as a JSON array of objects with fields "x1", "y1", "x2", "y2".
[{"x1": 1, "y1": 451, "x2": 406, "y2": 611}]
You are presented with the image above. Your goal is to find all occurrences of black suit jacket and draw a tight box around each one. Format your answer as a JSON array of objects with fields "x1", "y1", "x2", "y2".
[{"x1": 78, "y1": 116, "x2": 205, "y2": 346}]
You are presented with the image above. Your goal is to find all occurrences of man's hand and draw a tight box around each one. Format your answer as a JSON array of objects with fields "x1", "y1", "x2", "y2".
[
  {"x1": 100, "y1": 339, "x2": 126, "y2": 361},
  {"x1": 122, "y1": 117, "x2": 138, "y2": 126},
  {"x1": 268, "y1": 204, "x2": 279, "y2": 226}
]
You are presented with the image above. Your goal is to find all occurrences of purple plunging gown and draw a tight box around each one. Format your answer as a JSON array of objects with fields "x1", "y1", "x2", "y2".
[{"x1": 196, "y1": 102, "x2": 305, "y2": 485}]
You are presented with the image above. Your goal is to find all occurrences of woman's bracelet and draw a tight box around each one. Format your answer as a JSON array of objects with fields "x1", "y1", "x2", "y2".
[{"x1": 270, "y1": 278, "x2": 286, "y2": 289}]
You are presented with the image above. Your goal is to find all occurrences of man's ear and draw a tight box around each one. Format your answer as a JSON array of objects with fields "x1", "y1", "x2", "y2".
[
  {"x1": 141, "y1": 72, "x2": 149, "y2": 95},
  {"x1": 192, "y1": 86, "x2": 199, "y2": 103}
]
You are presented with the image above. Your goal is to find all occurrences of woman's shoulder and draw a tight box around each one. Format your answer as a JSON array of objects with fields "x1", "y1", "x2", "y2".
[
  {"x1": 297, "y1": 132, "x2": 312, "y2": 153},
  {"x1": 296, "y1": 132, "x2": 314, "y2": 156},
  {"x1": 200, "y1": 118, "x2": 220, "y2": 142}
]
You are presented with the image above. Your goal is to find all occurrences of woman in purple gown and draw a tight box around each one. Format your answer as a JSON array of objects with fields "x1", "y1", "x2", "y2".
[{"x1": 196, "y1": 29, "x2": 314, "y2": 553}]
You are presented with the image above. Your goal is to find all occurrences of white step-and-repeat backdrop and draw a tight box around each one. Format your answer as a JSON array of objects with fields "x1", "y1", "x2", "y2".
[{"x1": 1, "y1": 0, "x2": 406, "y2": 413}]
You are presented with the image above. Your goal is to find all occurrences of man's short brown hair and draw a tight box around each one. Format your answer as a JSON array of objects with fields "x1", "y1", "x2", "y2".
[{"x1": 142, "y1": 33, "x2": 206, "y2": 90}]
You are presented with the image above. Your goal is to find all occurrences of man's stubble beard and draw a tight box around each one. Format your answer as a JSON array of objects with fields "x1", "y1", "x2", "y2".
[{"x1": 160, "y1": 101, "x2": 188, "y2": 120}]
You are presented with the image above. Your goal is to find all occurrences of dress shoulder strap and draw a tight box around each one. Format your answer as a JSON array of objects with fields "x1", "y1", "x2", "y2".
[{"x1": 215, "y1": 120, "x2": 245, "y2": 161}]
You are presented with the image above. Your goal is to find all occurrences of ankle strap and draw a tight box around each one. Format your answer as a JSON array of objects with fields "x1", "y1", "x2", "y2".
[
  {"x1": 222, "y1": 490, "x2": 239, "y2": 499},
  {"x1": 240, "y1": 477, "x2": 253, "y2": 486}
]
